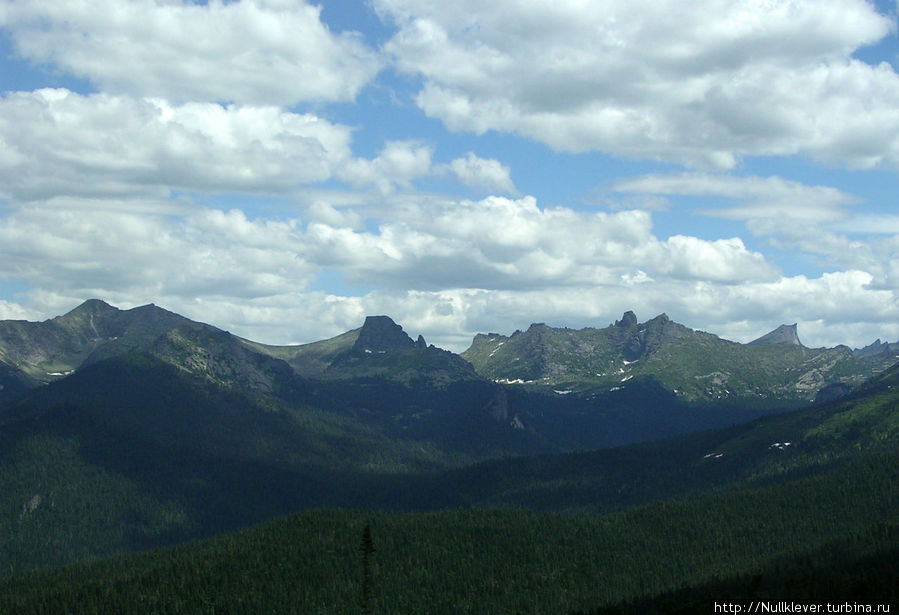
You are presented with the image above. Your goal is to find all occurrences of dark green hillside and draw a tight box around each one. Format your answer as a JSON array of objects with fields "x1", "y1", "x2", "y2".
[
  {"x1": 3, "y1": 349, "x2": 897, "y2": 581},
  {"x1": 0, "y1": 353, "x2": 505, "y2": 578},
  {"x1": 414, "y1": 362, "x2": 899, "y2": 513},
  {"x1": 0, "y1": 361, "x2": 33, "y2": 405},
  {"x1": 2, "y1": 452, "x2": 896, "y2": 614}
]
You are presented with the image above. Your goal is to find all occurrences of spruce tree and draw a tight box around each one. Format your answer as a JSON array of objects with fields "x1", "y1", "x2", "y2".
[{"x1": 361, "y1": 524, "x2": 375, "y2": 615}]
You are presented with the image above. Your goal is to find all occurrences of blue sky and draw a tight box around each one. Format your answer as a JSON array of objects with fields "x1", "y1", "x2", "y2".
[{"x1": 1, "y1": 0, "x2": 899, "y2": 351}]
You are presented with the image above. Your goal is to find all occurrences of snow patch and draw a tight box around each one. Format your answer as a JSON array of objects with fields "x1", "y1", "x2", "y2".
[
  {"x1": 620, "y1": 375, "x2": 633, "y2": 382},
  {"x1": 703, "y1": 452, "x2": 725, "y2": 459},
  {"x1": 769, "y1": 442, "x2": 793, "y2": 450},
  {"x1": 553, "y1": 390, "x2": 572, "y2": 395},
  {"x1": 495, "y1": 378, "x2": 536, "y2": 385}
]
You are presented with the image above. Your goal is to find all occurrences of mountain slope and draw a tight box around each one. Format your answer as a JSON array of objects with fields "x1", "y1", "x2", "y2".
[
  {"x1": 0, "y1": 351, "x2": 506, "y2": 577},
  {"x1": 2, "y1": 350, "x2": 898, "y2": 582},
  {"x1": 0, "y1": 300, "x2": 215, "y2": 383},
  {"x1": 462, "y1": 312, "x2": 894, "y2": 404},
  {"x1": 385, "y1": 360, "x2": 899, "y2": 515}
]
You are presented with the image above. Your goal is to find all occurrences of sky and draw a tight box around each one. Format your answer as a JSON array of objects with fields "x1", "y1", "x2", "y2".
[{"x1": 1, "y1": 0, "x2": 899, "y2": 352}]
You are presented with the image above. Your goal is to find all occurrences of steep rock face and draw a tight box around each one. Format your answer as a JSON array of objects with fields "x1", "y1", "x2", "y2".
[
  {"x1": 749, "y1": 324, "x2": 802, "y2": 347},
  {"x1": 352, "y1": 316, "x2": 416, "y2": 353},
  {"x1": 615, "y1": 311, "x2": 638, "y2": 328},
  {"x1": 621, "y1": 313, "x2": 679, "y2": 361}
]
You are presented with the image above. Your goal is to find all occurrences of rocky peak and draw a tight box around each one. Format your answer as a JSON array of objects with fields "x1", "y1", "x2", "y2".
[
  {"x1": 53, "y1": 299, "x2": 123, "y2": 339},
  {"x1": 854, "y1": 338, "x2": 899, "y2": 359},
  {"x1": 72, "y1": 298, "x2": 117, "y2": 314},
  {"x1": 749, "y1": 323, "x2": 802, "y2": 347},
  {"x1": 352, "y1": 316, "x2": 415, "y2": 352},
  {"x1": 615, "y1": 311, "x2": 638, "y2": 328},
  {"x1": 55, "y1": 299, "x2": 119, "y2": 322},
  {"x1": 647, "y1": 313, "x2": 670, "y2": 325},
  {"x1": 622, "y1": 313, "x2": 675, "y2": 361}
]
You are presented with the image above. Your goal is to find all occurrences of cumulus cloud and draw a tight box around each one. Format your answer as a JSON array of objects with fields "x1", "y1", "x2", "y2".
[
  {"x1": 0, "y1": 0, "x2": 382, "y2": 105},
  {"x1": 0, "y1": 190, "x2": 779, "y2": 334},
  {"x1": 446, "y1": 153, "x2": 516, "y2": 194},
  {"x1": 0, "y1": 299, "x2": 29, "y2": 320},
  {"x1": 0, "y1": 205, "x2": 319, "y2": 301},
  {"x1": 376, "y1": 0, "x2": 899, "y2": 168},
  {"x1": 339, "y1": 140, "x2": 435, "y2": 194},
  {"x1": 4, "y1": 201, "x2": 895, "y2": 351},
  {"x1": 612, "y1": 172, "x2": 897, "y2": 281},
  {"x1": 0, "y1": 89, "x2": 355, "y2": 201}
]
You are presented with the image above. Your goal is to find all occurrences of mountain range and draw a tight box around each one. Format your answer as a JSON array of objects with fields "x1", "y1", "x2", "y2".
[
  {"x1": 1, "y1": 299, "x2": 897, "y2": 610},
  {"x1": 462, "y1": 310, "x2": 896, "y2": 404},
  {"x1": 3, "y1": 300, "x2": 895, "y2": 403}
]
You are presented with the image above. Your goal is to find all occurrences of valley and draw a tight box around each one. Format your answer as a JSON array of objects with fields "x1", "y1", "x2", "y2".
[{"x1": 1, "y1": 300, "x2": 897, "y2": 612}]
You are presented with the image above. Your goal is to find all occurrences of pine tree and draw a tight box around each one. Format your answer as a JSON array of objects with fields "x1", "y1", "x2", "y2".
[{"x1": 361, "y1": 524, "x2": 375, "y2": 615}]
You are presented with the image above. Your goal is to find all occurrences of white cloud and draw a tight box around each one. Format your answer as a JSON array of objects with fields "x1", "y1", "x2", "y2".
[
  {"x1": 612, "y1": 172, "x2": 898, "y2": 281},
  {"x1": 447, "y1": 153, "x2": 516, "y2": 194},
  {"x1": 613, "y1": 173, "x2": 859, "y2": 222},
  {"x1": 0, "y1": 299, "x2": 29, "y2": 320},
  {"x1": 0, "y1": 0, "x2": 381, "y2": 105},
  {"x1": 659, "y1": 235, "x2": 772, "y2": 282},
  {"x1": 0, "y1": 89, "x2": 356, "y2": 201},
  {"x1": 339, "y1": 140, "x2": 435, "y2": 194},
  {"x1": 836, "y1": 214, "x2": 899, "y2": 235},
  {"x1": 0, "y1": 205, "x2": 319, "y2": 301},
  {"x1": 376, "y1": 0, "x2": 899, "y2": 168},
  {"x1": 0, "y1": 190, "x2": 779, "y2": 332}
]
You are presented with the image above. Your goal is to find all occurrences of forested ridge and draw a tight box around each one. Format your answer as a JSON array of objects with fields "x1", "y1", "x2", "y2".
[{"x1": 2, "y1": 451, "x2": 896, "y2": 613}]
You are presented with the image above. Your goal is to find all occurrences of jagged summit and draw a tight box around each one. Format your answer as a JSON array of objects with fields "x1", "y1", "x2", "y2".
[
  {"x1": 853, "y1": 338, "x2": 899, "y2": 359},
  {"x1": 615, "y1": 311, "x2": 638, "y2": 328},
  {"x1": 352, "y1": 315, "x2": 417, "y2": 352},
  {"x1": 749, "y1": 324, "x2": 802, "y2": 347}
]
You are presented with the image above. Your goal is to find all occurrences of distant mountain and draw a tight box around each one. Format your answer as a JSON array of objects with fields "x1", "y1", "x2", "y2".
[
  {"x1": 242, "y1": 315, "x2": 478, "y2": 387},
  {"x1": 854, "y1": 338, "x2": 899, "y2": 360},
  {"x1": 0, "y1": 299, "x2": 215, "y2": 384},
  {"x1": 462, "y1": 312, "x2": 896, "y2": 404}
]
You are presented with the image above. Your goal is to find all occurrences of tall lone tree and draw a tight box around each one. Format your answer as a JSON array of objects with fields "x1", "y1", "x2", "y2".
[{"x1": 361, "y1": 524, "x2": 375, "y2": 615}]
